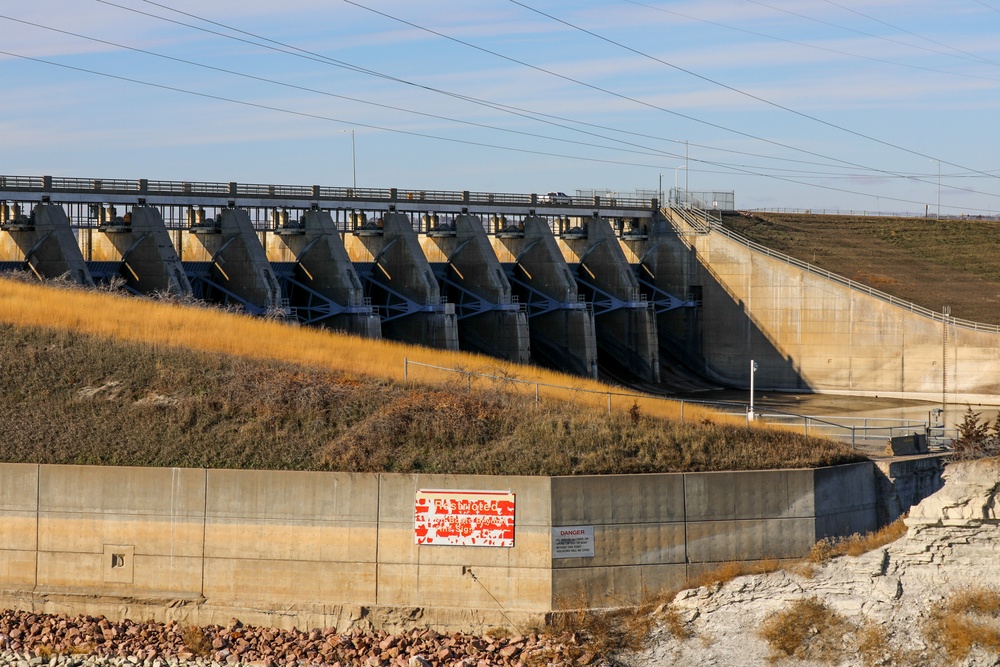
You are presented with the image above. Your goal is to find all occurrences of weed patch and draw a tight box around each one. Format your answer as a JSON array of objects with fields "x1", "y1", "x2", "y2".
[
  {"x1": 924, "y1": 587, "x2": 1000, "y2": 662},
  {"x1": 758, "y1": 597, "x2": 850, "y2": 664},
  {"x1": 808, "y1": 517, "x2": 908, "y2": 563}
]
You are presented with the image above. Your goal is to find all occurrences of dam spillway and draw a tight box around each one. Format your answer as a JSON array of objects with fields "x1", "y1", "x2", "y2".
[
  {"x1": 0, "y1": 175, "x2": 677, "y2": 381},
  {"x1": 8, "y1": 174, "x2": 1000, "y2": 402}
]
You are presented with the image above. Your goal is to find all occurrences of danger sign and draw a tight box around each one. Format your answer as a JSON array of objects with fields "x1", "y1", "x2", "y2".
[{"x1": 414, "y1": 489, "x2": 515, "y2": 547}]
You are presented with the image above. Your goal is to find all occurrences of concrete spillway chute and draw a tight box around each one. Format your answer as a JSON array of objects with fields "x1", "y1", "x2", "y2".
[
  {"x1": 345, "y1": 211, "x2": 459, "y2": 350},
  {"x1": 420, "y1": 213, "x2": 531, "y2": 364},
  {"x1": 265, "y1": 209, "x2": 380, "y2": 338},
  {"x1": 491, "y1": 215, "x2": 598, "y2": 378},
  {"x1": 0, "y1": 204, "x2": 94, "y2": 286},
  {"x1": 560, "y1": 215, "x2": 660, "y2": 383},
  {"x1": 181, "y1": 208, "x2": 284, "y2": 315},
  {"x1": 86, "y1": 206, "x2": 192, "y2": 297}
]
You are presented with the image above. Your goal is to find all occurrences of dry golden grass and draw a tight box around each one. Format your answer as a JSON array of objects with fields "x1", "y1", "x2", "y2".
[
  {"x1": 924, "y1": 587, "x2": 1000, "y2": 662},
  {"x1": 0, "y1": 277, "x2": 727, "y2": 425},
  {"x1": 547, "y1": 590, "x2": 671, "y2": 662},
  {"x1": 0, "y1": 319, "x2": 865, "y2": 474},
  {"x1": 808, "y1": 517, "x2": 909, "y2": 563},
  {"x1": 758, "y1": 597, "x2": 851, "y2": 664},
  {"x1": 686, "y1": 558, "x2": 784, "y2": 590},
  {"x1": 180, "y1": 626, "x2": 212, "y2": 657}
]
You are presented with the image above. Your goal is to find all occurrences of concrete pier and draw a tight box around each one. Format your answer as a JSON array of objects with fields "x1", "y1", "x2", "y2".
[
  {"x1": 491, "y1": 216, "x2": 598, "y2": 378},
  {"x1": 420, "y1": 213, "x2": 531, "y2": 363},
  {"x1": 0, "y1": 203, "x2": 93, "y2": 286},
  {"x1": 344, "y1": 212, "x2": 459, "y2": 350},
  {"x1": 88, "y1": 206, "x2": 192, "y2": 296},
  {"x1": 266, "y1": 210, "x2": 380, "y2": 337},
  {"x1": 559, "y1": 215, "x2": 660, "y2": 383},
  {"x1": 181, "y1": 209, "x2": 284, "y2": 314},
  {"x1": 619, "y1": 210, "x2": 709, "y2": 385}
]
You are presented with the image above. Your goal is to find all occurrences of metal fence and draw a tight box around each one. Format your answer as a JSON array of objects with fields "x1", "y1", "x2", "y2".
[{"x1": 402, "y1": 359, "x2": 950, "y2": 452}]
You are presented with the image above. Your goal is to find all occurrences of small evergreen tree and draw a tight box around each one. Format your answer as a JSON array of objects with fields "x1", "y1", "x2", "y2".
[{"x1": 954, "y1": 406, "x2": 990, "y2": 460}]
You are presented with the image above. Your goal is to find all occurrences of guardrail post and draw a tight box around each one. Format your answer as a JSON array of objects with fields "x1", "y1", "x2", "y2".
[
  {"x1": 404, "y1": 357, "x2": 408, "y2": 381},
  {"x1": 462, "y1": 190, "x2": 470, "y2": 204},
  {"x1": 390, "y1": 188, "x2": 397, "y2": 201},
  {"x1": 312, "y1": 185, "x2": 321, "y2": 198},
  {"x1": 535, "y1": 383, "x2": 539, "y2": 405},
  {"x1": 229, "y1": 182, "x2": 237, "y2": 197},
  {"x1": 138, "y1": 179, "x2": 148, "y2": 195}
]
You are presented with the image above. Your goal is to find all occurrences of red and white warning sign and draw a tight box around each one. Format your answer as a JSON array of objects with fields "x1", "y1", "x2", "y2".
[{"x1": 414, "y1": 489, "x2": 515, "y2": 547}]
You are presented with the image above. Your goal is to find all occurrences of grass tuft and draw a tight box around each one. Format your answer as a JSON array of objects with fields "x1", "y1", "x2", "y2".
[
  {"x1": 807, "y1": 517, "x2": 909, "y2": 563},
  {"x1": 758, "y1": 597, "x2": 850, "y2": 664},
  {"x1": 924, "y1": 587, "x2": 1000, "y2": 662}
]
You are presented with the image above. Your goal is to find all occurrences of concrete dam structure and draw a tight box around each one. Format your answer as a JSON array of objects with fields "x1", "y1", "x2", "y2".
[
  {"x1": 0, "y1": 176, "x2": 671, "y2": 381},
  {"x1": 4, "y1": 174, "x2": 1000, "y2": 401}
]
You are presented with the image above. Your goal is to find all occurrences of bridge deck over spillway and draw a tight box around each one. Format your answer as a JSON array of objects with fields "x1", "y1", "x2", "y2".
[{"x1": 0, "y1": 174, "x2": 658, "y2": 220}]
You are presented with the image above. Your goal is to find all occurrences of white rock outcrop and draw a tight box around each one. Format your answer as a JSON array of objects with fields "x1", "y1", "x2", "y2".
[{"x1": 631, "y1": 457, "x2": 1000, "y2": 667}]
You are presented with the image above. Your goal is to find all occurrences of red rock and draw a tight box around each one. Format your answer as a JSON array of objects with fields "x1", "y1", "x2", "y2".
[{"x1": 499, "y1": 645, "x2": 519, "y2": 658}]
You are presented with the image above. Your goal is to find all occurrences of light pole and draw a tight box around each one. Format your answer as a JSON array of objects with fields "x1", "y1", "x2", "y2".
[
  {"x1": 658, "y1": 172, "x2": 663, "y2": 207},
  {"x1": 937, "y1": 159, "x2": 941, "y2": 220},
  {"x1": 342, "y1": 129, "x2": 356, "y2": 190}
]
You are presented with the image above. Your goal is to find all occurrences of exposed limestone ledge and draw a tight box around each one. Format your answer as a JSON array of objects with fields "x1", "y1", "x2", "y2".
[
  {"x1": 906, "y1": 456, "x2": 1000, "y2": 524},
  {"x1": 631, "y1": 457, "x2": 1000, "y2": 667}
]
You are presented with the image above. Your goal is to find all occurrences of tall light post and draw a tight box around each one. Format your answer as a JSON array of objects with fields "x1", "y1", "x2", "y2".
[
  {"x1": 658, "y1": 172, "x2": 663, "y2": 207},
  {"x1": 684, "y1": 139, "x2": 689, "y2": 197},
  {"x1": 936, "y1": 159, "x2": 941, "y2": 220},
  {"x1": 342, "y1": 129, "x2": 356, "y2": 190}
]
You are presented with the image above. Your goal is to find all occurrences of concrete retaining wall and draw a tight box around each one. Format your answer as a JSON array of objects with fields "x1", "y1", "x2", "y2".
[
  {"x1": 0, "y1": 462, "x2": 877, "y2": 630},
  {"x1": 661, "y1": 213, "x2": 1000, "y2": 401}
]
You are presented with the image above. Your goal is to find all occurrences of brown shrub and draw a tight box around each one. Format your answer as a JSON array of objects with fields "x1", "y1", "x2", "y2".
[
  {"x1": 924, "y1": 587, "x2": 1000, "y2": 661},
  {"x1": 808, "y1": 517, "x2": 908, "y2": 563},
  {"x1": 758, "y1": 597, "x2": 851, "y2": 664},
  {"x1": 687, "y1": 558, "x2": 783, "y2": 590}
]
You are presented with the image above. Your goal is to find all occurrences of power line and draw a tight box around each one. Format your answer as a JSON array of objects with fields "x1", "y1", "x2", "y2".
[
  {"x1": 0, "y1": 13, "x2": 696, "y2": 164},
  {"x1": 9, "y1": 3, "x2": 995, "y2": 210},
  {"x1": 341, "y1": 0, "x2": 997, "y2": 203},
  {"x1": 621, "y1": 0, "x2": 1000, "y2": 84},
  {"x1": 0, "y1": 48, "x2": 679, "y2": 171},
  {"x1": 746, "y1": 0, "x2": 998, "y2": 67},
  {"x1": 6, "y1": 46, "x2": 992, "y2": 213},
  {"x1": 92, "y1": 0, "x2": 912, "y2": 178},
  {"x1": 817, "y1": 0, "x2": 1000, "y2": 68},
  {"x1": 505, "y1": 0, "x2": 999, "y2": 182},
  {"x1": 971, "y1": 0, "x2": 1000, "y2": 14}
]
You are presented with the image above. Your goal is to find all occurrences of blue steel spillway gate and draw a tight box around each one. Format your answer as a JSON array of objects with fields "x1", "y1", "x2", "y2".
[{"x1": 0, "y1": 175, "x2": 698, "y2": 383}]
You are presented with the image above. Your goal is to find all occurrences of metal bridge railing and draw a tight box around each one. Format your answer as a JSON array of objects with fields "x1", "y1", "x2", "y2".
[{"x1": 1, "y1": 174, "x2": 656, "y2": 212}]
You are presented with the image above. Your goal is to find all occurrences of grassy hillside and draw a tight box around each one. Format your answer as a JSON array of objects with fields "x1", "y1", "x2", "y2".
[
  {"x1": 0, "y1": 279, "x2": 864, "y2": 474},
  {"x1": 721, "y1": 212, "x2": 1000, "y2": 325}
]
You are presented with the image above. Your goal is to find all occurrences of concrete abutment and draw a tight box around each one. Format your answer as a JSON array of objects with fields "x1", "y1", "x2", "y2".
[{"x1": 0, "y1": 460, "x2": 941, "y2": 633}]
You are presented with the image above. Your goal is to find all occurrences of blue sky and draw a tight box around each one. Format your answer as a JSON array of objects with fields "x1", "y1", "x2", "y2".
[{"x1": 3, "y1": 0, "x2": 999, "y2": 214}]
